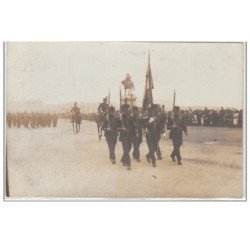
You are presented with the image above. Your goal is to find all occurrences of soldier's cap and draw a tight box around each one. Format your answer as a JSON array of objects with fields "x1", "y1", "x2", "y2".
[
  {"x1": 108, "y1": 106, "x2": 115, "y2": 112},
  {"x1": 74, "y1": 102, "x2": 77, "y2": 105},
  {"x1": 153, "y1": 103, "x2": 160, "y2": 109},
  {"x1": 174, "y1": 106, "x2": 180, "y2": 111},
  {"x1": 103, "y1": 97, "x2": 107, "y2": 101}
]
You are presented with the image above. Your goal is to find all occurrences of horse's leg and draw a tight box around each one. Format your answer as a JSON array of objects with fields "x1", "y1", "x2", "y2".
[
  {"x1": 77, "y1": 123, "x2": 80, "y2": 133},
  {"x1": 76, "y1": 124, "x2": 78, "y2": 133}
]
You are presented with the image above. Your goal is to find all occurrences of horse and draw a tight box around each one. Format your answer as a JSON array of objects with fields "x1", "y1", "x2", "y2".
[
  {"x1": 95, "y1": 112, "x2": 105, "y2": 140},
  {"x1": 72, "y1": 111, "x2": 82, "y2": 134}
]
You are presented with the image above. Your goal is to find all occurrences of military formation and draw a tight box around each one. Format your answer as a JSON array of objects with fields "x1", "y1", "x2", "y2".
[
  {"x1": 97, "y1": 97, "x2": 187, "y2": 170},
  {"x1": 6, "y1": 112, "x2": 59, "y2": 129}
]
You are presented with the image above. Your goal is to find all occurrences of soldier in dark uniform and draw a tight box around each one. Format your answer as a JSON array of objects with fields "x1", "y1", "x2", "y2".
[
  {"x1": 98, "y1": 97, "x2": 109, "y2": 114},
  {"x1": 143, "y1": 105, "x2": 158, "y2": 167},
  {"x1": 131, "y1": 106, "x2": 142, "y2": 162},
  {"x1": 119, "y1": 98, "x2": 133, "y2": 169},
  {"x1": 119, "y1": 115, "x2": 133, "y2": 169},
  {"x1": 103, "y1": 106, "x2": 121, "y2": 164},
  {"x1": 155, "y1": 104, "x2": 167, "y2": 160},
  {"x1": 167, "y1": 106, "x2": 188, "y2": 165},
  {"x1": 120, "y1": 98, "x2": 130, "y2": 114}
]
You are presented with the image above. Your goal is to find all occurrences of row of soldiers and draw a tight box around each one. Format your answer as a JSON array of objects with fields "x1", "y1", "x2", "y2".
[
  {"x1": 58, "y1": 105, "x2": 243, "y2": 129},
  {"x1": 98, "y1": 98, "x2": 187, "y2": 170},
  {"x1": 6, "y1": 112, "x2": 59, "y2": 129},
  {"x1": 179, "y1": 107, "x2": 243, "y2": 128}
]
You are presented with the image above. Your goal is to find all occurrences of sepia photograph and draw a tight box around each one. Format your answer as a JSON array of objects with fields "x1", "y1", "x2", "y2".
[{"x1": 4, "y1": 41, "x2": 246, "y2": 200}]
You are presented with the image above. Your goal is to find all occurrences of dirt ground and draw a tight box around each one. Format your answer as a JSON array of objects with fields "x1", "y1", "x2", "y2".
[{"x1": 6, "y1": 119, "x2": 244, "y2": 199}]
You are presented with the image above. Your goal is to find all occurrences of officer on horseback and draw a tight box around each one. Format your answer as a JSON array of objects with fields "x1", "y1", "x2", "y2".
[
  {"x1": 98, "y1": 97, "x2": 109, "y2": 115},
  {"x1": 71, "y1": 102, "x2": 80, "y2": 119},
  {"x1": 71, "y1": 102, "x2": 81, "y2": 133}
]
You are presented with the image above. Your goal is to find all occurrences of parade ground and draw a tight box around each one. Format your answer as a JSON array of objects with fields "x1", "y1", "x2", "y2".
[{"x1": 6, "y1": 119, "x2": 244, "y2": 199}]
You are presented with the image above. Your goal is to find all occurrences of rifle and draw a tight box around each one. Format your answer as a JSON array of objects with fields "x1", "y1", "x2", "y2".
[
  {"x1": 107, "y1": 90, "x2": 111, "y2": 129},
  {"x1": 119, "y1": 87, "x2": 127, "y2": 132},
  {"x1": 173, "y1": 89, "x2": 176, "y2": 111},
  {"x1": 119, "y1": 87, "x2": 122, "y2": 111}
]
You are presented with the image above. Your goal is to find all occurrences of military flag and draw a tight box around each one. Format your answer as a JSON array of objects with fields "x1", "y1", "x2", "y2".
[{"x1": 142, "y1": 51, "x2": 154, "y2": 113}]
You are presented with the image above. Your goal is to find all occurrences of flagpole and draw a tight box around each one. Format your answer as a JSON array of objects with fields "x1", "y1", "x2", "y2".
[{"x1": 173, "y1": 89, "x2": 176, "y2": 110}]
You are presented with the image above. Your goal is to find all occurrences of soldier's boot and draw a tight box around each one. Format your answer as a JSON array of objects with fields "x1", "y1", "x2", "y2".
[
  {"x1": 132, "y1": 153, "x2": 136, "y2": 159},
  {"x1": 146, "y1": 154, "x2": 150, "y2": 163},
  {"x1": 178, "y1": 161, "x2": 182, "y2": 165},
  {"x1": 152, "y1": 163, "x2": 157, "y2": 167},
  {"x1": 170, "y1": 154, "x2": 176, "y2": 162},
  {"x1": 127, "y1": 164, "x2": 131, "y2": 170},
  {"x1": 157, "y1": 156, "x2": 163, "y2": 160}
]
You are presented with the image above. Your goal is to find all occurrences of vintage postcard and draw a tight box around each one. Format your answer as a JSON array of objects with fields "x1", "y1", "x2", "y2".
[{"x1": 4, "y1": 42, "x2": 246, "y2": 200}]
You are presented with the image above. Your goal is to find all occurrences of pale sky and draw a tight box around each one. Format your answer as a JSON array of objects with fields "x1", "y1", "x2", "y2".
[{"x1": 6, "y1": 42, "x2": 245, "y2": 109}]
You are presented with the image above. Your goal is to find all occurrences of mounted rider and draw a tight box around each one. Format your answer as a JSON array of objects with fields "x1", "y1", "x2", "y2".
[
  {"x1": 71, "y1": 102, "x2": 81, "y2": 123},
  {"x1": 98, "y1": 97, "x2": 108, "y2": 115}
]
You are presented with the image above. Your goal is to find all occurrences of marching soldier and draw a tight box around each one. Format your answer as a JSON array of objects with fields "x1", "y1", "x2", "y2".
[
  {"x1": 131, "y1": 106, "x2": 142, "y2": 162},
  {"x1": 120, "y1": 98, "x2": 130, "y2": 114},
  {"x1": 119, "y1": 122, "x2": 133, "y2": 169},
  {"x1": 154, "y1": 104, "x2": 166, "y2": 160},
  {"x1": 103, "y1": 106, "x2": 121, "y2": 164},
  {"x1": 167, "y1": 106, "x2": 188, "y2": 165},
  {"x1": 119, "y1": 99, "x2": 133, "y2": 169},
  {"x1": 144, "y1": 105, "x2": 158, "y2": 167}
]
